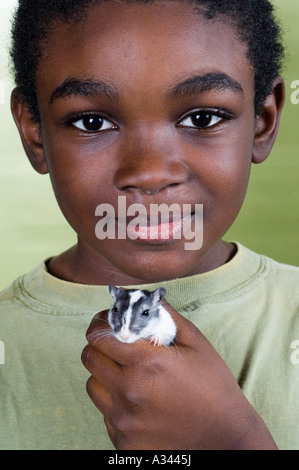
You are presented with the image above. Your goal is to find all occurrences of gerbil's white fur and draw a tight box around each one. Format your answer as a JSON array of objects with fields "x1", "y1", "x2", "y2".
[
  {"x1": 122, "y1": 290, "x2": 144, "y2": 333},
  {"x1": 144, "y1": 305, "x2": 177, "y2": 346}
]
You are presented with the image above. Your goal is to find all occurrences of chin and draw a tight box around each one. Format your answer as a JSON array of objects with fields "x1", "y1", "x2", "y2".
[
  {"x1": 96, "y1": 238, "x2": 206, "y2": 283},
  {"x1": 119, "y1": 258, "x2": 199, "y2": 283}
]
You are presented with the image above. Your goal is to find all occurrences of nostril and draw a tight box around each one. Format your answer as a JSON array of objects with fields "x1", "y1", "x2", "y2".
[
  {"x1": 114, "y1": 158, "x2": 190, "y2": 194},
  {"x1": 115, "y1": 174, "x2": 189, "y2": 195},
  {"x1": 143, "y1": 188, "x2": 159, "y2": 195}
]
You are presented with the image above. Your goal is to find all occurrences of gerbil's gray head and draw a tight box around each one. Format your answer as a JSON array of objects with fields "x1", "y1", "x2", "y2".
[{"x1": 108, "y1": 286, "x2": 166, "y2": 343}]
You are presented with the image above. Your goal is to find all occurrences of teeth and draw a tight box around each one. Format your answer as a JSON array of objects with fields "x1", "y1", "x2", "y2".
[{"x1": 126, "y1": 215, "x2": 192, "y2": 240}]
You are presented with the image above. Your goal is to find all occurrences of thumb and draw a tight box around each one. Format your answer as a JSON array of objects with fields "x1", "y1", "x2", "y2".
[{"x1": 161, "y1": 298, "x2": 204, "y2": 348}]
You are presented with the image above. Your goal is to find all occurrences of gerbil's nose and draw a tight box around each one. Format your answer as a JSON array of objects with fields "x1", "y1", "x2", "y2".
[
  {"x1": 114, "y1": 136, "x2": 189, "y2": 195},
  {"x1": 119, "y1": 331, "x2": 131, "y2": 340}
]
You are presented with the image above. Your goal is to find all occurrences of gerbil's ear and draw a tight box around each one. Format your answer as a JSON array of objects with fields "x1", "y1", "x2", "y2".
[
  {"x1": 252, "y1": 77, "x2": 285, "y2": 164},
  {"x1": 10, "y1": 88, "x2": 48, "y2": 174},
  {"x1": 109, "y1": 285, "x2": 119, "y2": 300},
  {"x1": 152, "y1": 287, "x2": 166, "y2": 305}
]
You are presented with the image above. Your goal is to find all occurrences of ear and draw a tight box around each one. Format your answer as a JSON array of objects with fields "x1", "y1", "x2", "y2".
[
  {"x1": 252, "y1": 77, "x2": 285, "y2": 164},
  {"x1": 151, "y1": 287, "x2": 166, "y2": 305},
  {"x1": 10, "y1": 88, "x2": 48, "y2": 174},
  {"x1": 109, "y1": 285, "x2": 119, "y2": 301}
]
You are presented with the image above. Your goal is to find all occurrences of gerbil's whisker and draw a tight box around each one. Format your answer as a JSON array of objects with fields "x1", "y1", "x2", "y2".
[
  {"x1": 162, "y1": 341, "x2": 181, "y2": 357},
  {"x1": 93, "y1": 316, "x2": 110, "y2": 324},
  {"x1": 87, "y1": 328, "x2": 113, "y2": 343},
  {"x1": 170, "y1": 342, "x2": 181, "y2": 357}
]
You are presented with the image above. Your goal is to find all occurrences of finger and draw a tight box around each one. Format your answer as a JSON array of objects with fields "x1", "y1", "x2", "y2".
[
  {"x1": 82, "y1": 343, "x2": 122, "y2": 392},
  {"x1": 86, "y1": 309, "x2": 111, "y2": 340},
  {"x1": 86, "y1": 375, "x2": 113, "y2": 416},
  {"x1": 161, "y1": 298, "x2": 206, "y2": 348},
  {"x1": 162, "y1": 300, "x2": 226, "y2": 358},
  {"x1": 104, "y1": 417, "x2": 117, "y2": 448}
]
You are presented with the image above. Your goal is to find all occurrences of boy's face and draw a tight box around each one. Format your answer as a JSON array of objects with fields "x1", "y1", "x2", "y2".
[{"x1": 30, "y1": 1, "x2": 258, "y2": 283}]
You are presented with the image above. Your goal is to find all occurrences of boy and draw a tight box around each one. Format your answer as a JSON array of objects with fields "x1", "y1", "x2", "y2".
[{"x1": 0, "y1": 0, "x2": 298, "y2": 450}]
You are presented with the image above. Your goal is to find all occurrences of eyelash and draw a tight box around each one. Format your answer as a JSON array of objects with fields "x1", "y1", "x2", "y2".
[
  {"x1": 65, "y1": 108, "x2": 233, "y2": 133},
  {"x1": 65, "y1": 112, "x2": 117, "y2": 133},
  {"x1": 178, "y1": 108, "x2": 234, "y2": 130}
]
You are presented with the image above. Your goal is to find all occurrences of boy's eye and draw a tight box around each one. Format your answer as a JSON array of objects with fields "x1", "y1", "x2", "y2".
[
  {"x1": 179, "y1": 111, "x2": 222, "y2": 129},
  {"x1": 71, "y1": 114, "x2": 116, "y2": 132}
]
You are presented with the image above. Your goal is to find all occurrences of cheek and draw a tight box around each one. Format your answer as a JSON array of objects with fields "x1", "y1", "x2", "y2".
[
  {"x1": 210, "y1": 151, "x2": 251, "y2": 205},
  {"x1": 189, "y1": 135, "x2": 253, "y2": 230},
  {"x1": 43, "y1": 142, "x2": 114, "y2": 237},
  {"x1": 51, "y1": 170, "x2": 94, "y2": 233}
]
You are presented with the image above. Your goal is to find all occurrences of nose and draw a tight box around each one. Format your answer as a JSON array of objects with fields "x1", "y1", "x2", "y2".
[
  {"x1": 114, "y1": 138, "x2": 190, "y2": 195},
  {"x1": 119, "y1": 330, "x2": 131, "y2": 341}
]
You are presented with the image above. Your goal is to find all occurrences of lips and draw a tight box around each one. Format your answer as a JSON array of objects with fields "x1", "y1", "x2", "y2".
[
  {"x1": 95, "y1": 195, "x2": 198, "y2": 244},
  {"x1": 120, "y1": 212, "x2": 194, "y2": 242}
]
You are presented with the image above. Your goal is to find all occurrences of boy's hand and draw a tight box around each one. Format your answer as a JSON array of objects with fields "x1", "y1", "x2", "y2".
[{"x1": 81, "y1": 301, "x2": 277, "y2": 450}]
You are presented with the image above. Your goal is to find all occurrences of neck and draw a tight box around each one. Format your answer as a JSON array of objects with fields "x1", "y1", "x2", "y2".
[{"x1": 46, "y1": 238, "x2": 236, "y2": 286}]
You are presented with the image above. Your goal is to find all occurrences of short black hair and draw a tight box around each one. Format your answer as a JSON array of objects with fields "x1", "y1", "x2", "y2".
[{"x1": 10, "y1": 0, "x2": 285, "y2": 122}]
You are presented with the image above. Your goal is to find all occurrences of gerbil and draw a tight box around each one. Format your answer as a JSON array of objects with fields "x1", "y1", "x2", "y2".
[{"x1": 108, "y1": 285, "x2": 177, "y2": 346}]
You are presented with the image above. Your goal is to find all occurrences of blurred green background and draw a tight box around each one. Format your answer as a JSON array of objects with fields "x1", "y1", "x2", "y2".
[{"x1": 0, "y1": 0, "x2": 298, "y2": 290}]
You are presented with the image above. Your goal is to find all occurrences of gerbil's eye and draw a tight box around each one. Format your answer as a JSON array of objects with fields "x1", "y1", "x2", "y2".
[
  {"x1": 113, "y1": 306, "x2": 118, "y2": 313},
  {"x1": 70, "y1": 114, "x2": 117, "y2": 133},
  {"x1": 142, "y1": 309, "x2": 149, "y2": 316}
]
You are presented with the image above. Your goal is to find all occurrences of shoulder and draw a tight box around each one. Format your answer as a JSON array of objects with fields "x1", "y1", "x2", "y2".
[
  {"x1": 262, "y1": 254, "x2": 299, "y2": 296},
  {"x1": 265, "y1": 253, "x2": 299, "y2": 274},
  {"x1": 0, "y1": 262, "x2": 46, "y2": 314},
  {"x1": 229, "y1": 244, "x2": 299, "y2": 321},
  {"x1": 238, "y1": 243, "x2": 299, "y2": 290},
  {"x1": 0, "y1": 277, "x2": 26, "y2": 321},
  {"x1": 245, "y1": 249, "x2": 299, "y2": 331},
  {"x1": 0, "y1": 276, "x2": 27, "y2": 332},
  {"x1": 0, "y1": 279, "x2": 19, "y2": 305}
]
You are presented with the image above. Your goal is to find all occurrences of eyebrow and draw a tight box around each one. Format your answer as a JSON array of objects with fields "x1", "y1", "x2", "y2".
[
  {"x1": 166, "y1": 72, "x2": 243, "y2": 100},
  {"x1": 49, "y1": 72, "x2": 243, "y2": 105},
  {"x1": 49, "y1": 78, "x2": 120, "y2": 104}
]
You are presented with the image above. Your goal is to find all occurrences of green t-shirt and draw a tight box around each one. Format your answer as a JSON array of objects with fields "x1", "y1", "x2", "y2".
[{"x1": 0, "y1": 243, "x2": 298, "y2": 450}]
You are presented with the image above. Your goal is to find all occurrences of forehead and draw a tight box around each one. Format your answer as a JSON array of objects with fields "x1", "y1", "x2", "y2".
[{"x1": 36, "y1": 1, "x2": 253, "y2": 101}]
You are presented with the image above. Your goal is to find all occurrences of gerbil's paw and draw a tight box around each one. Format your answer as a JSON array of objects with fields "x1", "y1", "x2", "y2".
[{"x1": 149, "y1": 335, "x2": 163, "y2": 347}]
